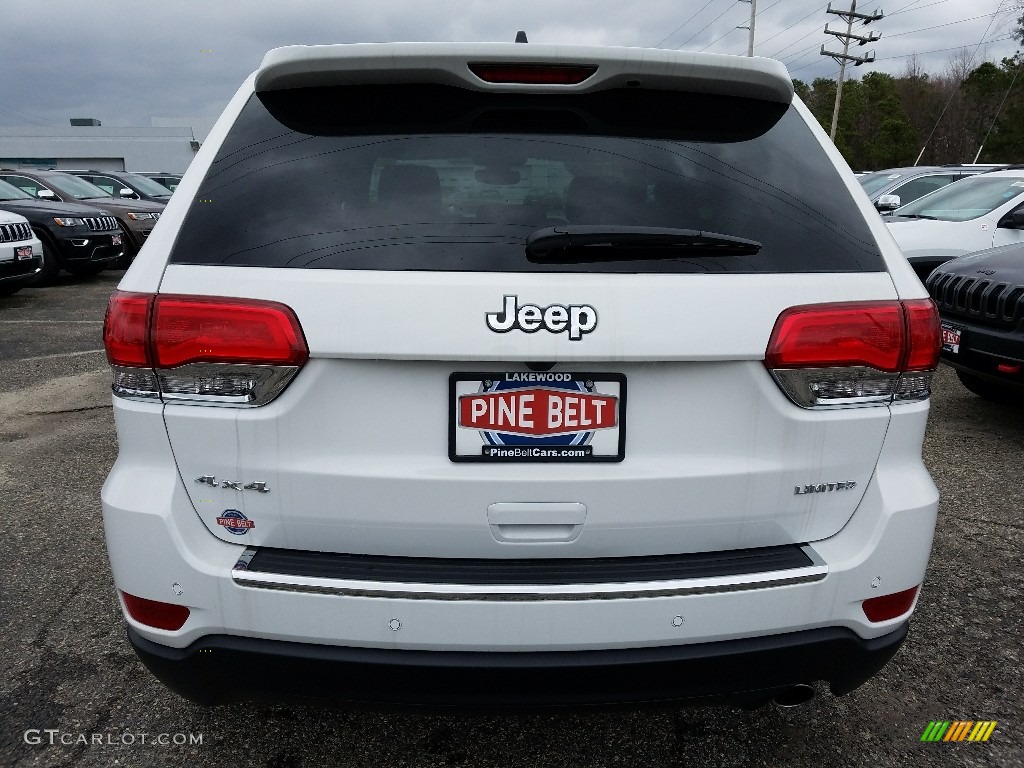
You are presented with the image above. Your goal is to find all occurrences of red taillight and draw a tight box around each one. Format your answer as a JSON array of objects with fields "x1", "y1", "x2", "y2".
[
  {"x1": 468, "y1": 63, "x2": 598, "y2": 85},
  {"x1": 765, "y1": 300, "x2": 941, "y2": 408},
  {"x1": 766, "y1": 302, "x2": 904, "y2": 373},
  {"x1": 104, "y1": 291, "x2": 154, "y2": 367},
  {"x1": 152, "y1": 295, "x2": 307, "y2": 368},
  {"x1": 103, "y1": 291, "x2": 308, "y2": 406},
  {"x1": 121, "y1": 591, "x2": 190, "y2": 631},
  {"x1": 901, "y1": 299, "x2": 941, "y2": 371},
  {"x1": 862, "y1": 585, "x2": 919, "y2": 623}
]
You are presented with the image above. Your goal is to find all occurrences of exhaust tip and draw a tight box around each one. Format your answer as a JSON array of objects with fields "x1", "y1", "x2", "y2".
[{"x1": 772, "y1": 684, "x2": 816, "y2": 708}]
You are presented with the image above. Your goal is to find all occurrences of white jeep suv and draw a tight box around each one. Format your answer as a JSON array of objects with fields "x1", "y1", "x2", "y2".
[
  {"x1": 102, "y1": 43, "x2": 941, "y2": 709},
  {"x1": 0, "y1": 209, "x2": 42, "y2": 295}
]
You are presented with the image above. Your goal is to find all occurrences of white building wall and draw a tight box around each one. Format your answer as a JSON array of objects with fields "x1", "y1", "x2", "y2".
[{"x1": 0, "y1": 126, "x2": 200, "y2": 173}]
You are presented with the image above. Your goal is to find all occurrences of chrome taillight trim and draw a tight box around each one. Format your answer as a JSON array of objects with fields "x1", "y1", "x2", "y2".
[
  {"x1": 158, "y1": 363, "x2": 300, "y2": 407},
  {"x1": 769, "y1": 367, "x2": 899, "y2": 409},
  {"x1": 110, "y1": 363, "x2": 300, "y2": 407},
  {"x1": 769, "y1": 367, "x2": 933, "y2": 409},
  {"x1": 110, "y1": 365, "x2": 161, "y2": 399}
]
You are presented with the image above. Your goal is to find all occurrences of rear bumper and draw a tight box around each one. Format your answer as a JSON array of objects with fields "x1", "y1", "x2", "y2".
[
  {"x1": 127, "y1": 623, "x2": 907, "y2": 709},
  {"x1": 103, "y1": 399, "x2": 937, "y2": 706}
]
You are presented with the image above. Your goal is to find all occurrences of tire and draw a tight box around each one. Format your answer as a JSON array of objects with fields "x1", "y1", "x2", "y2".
[
  {"x1": 955, "y1": 370, "x2": 1018, "y2": 404},
  {"x1": 26, "y1": 237, "x2": 61, "y2": 286}
]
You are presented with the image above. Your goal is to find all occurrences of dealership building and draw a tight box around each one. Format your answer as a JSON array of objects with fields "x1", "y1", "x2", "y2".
[{"x1": 0, "y1": 118, "x2": 215, "y2": 174}]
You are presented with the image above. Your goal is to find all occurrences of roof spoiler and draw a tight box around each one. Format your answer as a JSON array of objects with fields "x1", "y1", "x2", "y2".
[{"x1": 254, "y1": 43, "x2": 794, "y2": 105}]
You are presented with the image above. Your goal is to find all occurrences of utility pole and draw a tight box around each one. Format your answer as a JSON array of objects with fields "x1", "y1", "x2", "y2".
[
  {"x1": 739, "y1": 0, "x2": 758, "y2": 56},
  {"x1": 820, "y1": 1, "x2": 883, "y2": 141}
]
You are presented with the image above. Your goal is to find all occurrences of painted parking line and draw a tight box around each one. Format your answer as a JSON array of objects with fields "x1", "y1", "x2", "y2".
[{"x1": 18, "y1": 349, "x2": 106, "y2": 363}]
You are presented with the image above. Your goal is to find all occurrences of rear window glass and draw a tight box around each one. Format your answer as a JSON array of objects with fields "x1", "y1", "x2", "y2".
[{"x1": 170, "y1": 84, "x2": 884, "y2": 274}]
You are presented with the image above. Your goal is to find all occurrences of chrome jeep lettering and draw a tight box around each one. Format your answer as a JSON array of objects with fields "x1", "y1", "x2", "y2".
[{"x1": 486, "y1": 295, "x2": 597, "y2": 341}]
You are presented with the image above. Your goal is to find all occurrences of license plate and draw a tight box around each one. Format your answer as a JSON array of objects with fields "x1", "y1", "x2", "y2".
[
  {"x1": 15, "y1": 246, "x2": 33, "y2": 260},
  {"x1": 112, "y1": 234, "x2": 122, "y2": 245},
  {"x1": 449, "y1": 372, "x2": 626, "y2": 462},
  {"x1": 941, "y1": 322, "x2": 962, "y2": 354}
]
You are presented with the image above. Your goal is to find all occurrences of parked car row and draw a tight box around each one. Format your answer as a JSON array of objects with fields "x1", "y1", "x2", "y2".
[
  {"x1": 859, "y1": 165, "x2": 1024, "y2": 404},
  {"x1": 0, "y1": 168, "x2": 179, "y2": 295},
  {"x1": 858, "y1": 164, "x2": 1005, "y2": 212}
]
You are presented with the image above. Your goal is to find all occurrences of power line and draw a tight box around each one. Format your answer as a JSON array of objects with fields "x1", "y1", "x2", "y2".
[
  {"x1": 652, "y1": 0, "x2": 721, "y2": 47},
  {"x1": 785, "y1": 41, "x2": 834, "y2": 70},
  {"x1": 871, "y1": 34, "x2": 1014, "y2": 62},
  {"x1": 888, "y1": 0, "x2": 925, "y2": 13},
  {"x1": 888, "y1": 0, "x2": 952, "y2": 18},
  {"x1": 912, "y1": 0, "x2": 1009, "y2": 164},
  {"x1": 698, "y1": 25, "x2": 743, "y2": 53},
  {"x1": 698, "y1": 0, "x2": 787, "y2": 54},
  {"x1": 758, "y1": 3, "x2": 829, "y2": 51},
  {"x1": 676, "y1": 1, "x2": 742, "y2": 49},
  {"x1": 0, "y1": 105, "x2": 61, "y2": 128},
  {"x1": 787, "y1": 0, "x2": 1019, "y2": 73},
  {"x1": 769, "y1": 19, "x2": 831, "y2": 58},
  {"x1": 886, "y1": 10, "x2": 1017, "y2": 39}
]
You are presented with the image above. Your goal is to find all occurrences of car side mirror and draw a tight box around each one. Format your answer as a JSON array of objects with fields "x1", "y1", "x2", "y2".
[
  {"x1": 875, "y1": 194, "x2": 901, "y2": 211},
  {"x1": 36, "y1": 189, "x2": 57, "y2": 200},
  {"x1": 119, "y1": 188, "x2": 139, "y2": 199}
]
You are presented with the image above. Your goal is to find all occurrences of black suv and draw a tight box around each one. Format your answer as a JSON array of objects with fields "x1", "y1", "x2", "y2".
[
  {"x1": 0, "y1": 169, "x2": 164, "y2": 270},
  {"x1": 66, "y1": 170, "x2": 174, "y2": 204},
  {"x1": 0, "y1": 178, "x2": 123, "y2": 282},
  {"x1": 926, "y1": 243, "x2": 1024, "y2": 402}
]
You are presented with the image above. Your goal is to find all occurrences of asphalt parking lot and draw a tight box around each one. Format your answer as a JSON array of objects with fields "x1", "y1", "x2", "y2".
[{"x1": 1, "y1": 271, "x2": 1021, "y2": 768}]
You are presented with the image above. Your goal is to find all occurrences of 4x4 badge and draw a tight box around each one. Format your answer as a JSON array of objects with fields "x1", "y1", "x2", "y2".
[
  {"x1": 195, "y1": 476, "x2": 270, "y2": 493},
  {"x1": 485, "y1": 295, "x2": 597, "y2": 341}
]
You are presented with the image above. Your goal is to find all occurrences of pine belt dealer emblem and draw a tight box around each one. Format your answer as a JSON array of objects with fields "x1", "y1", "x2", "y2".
[{"x1": 217, "y1": 509, "x2": 255, "y2": 535}]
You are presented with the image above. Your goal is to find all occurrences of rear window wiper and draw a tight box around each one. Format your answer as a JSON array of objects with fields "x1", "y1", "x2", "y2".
[{"x1": 525, "y1": 225, "x2": 761, "y2": 261}]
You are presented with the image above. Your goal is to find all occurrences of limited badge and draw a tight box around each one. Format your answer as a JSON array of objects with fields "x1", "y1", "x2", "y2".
[{"x1": 216, "y1": 509, "x2": 254, "y2": 535}]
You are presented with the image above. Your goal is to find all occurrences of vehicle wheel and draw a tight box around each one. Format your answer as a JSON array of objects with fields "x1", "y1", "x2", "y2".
[
  {"x1": 26, "y1": 239, "x2": 60, "y2": 286},
  {"x1": 955, "y1": 370, "x2": 1018, "y2": 404},
  {"x1": 64, "y1": 263, "x2": 104, "y2": 278},
  {"x1": 0, "y1": 282, "x2": 22, "y2": 296}
]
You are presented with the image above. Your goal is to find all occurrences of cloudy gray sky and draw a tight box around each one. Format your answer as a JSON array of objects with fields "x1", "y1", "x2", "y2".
[{"x1": 1, "y1": 0, "x2": 1020, "y2": 128}]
